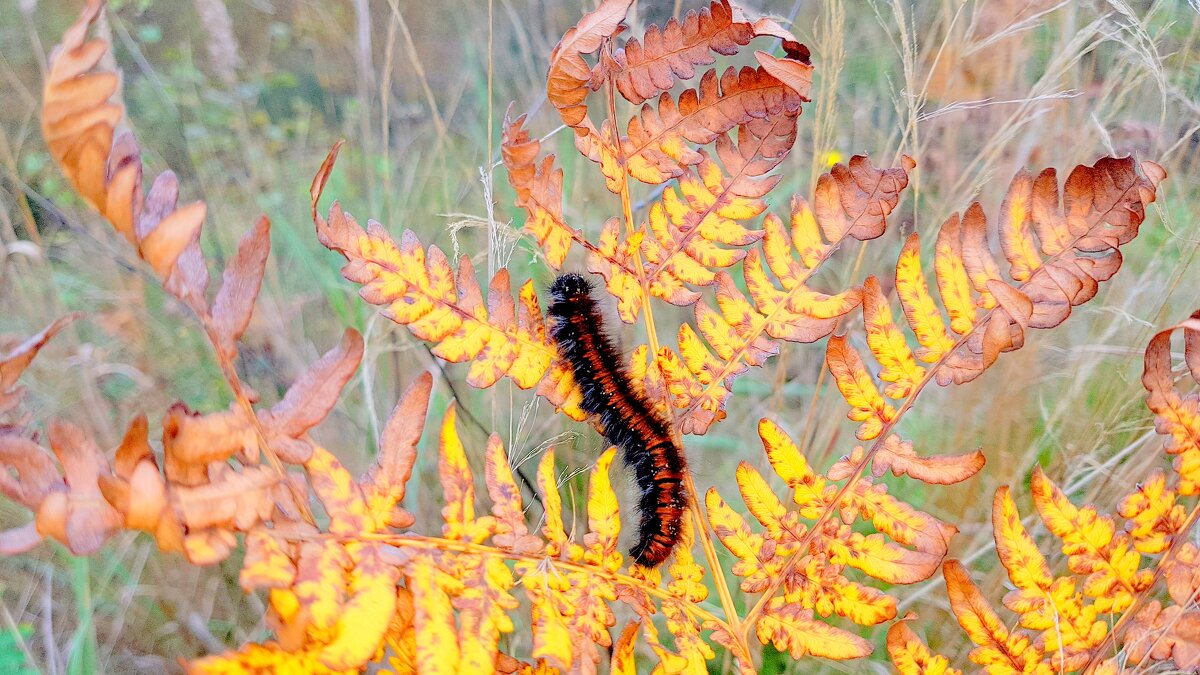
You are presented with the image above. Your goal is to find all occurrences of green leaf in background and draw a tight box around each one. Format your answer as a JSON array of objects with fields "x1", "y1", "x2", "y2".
[{"x1": 0, "y1": 623, "x2": 37, "y2": 675}]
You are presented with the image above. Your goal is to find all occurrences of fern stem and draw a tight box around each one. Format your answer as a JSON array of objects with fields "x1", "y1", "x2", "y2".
[
  {"x1": 683, "y1": 472, "x2": 747, "y2": 653},
  {"x1": 597, "y1": 36, "x2": 744, "y2": 655},
  {"x1": 283, "y1": 530, "x2": 726, "y2": 626}
]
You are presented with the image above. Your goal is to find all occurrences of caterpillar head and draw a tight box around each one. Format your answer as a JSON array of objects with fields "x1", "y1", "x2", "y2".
[{"x1": 549, "y1": 273, "x2": 594, "y2": 305}]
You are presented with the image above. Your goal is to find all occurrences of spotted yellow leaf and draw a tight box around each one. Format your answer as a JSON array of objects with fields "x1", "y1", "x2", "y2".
[
  {"x1": 895, "y1": 234, "x2": 956, "y2": 363},
  {"x1": 1030, "y1": 467, "x2": 1150, "y2": 613},
  {"x1": 408, "y1": 554, "x2": 460, "y2": 674},
  {"x1": 862, "y1": 276, "x2": 925, "y2": 398},
  {"x1": 585, "y1": 447, "x2": 622, "y2": 570},
  {"x1": 827, "y1": 334, "x2": 896, "y2": 440},
  {"x1": 756, "y1": 596, "x2": 872, "y2": 660},
  {"x1": 998, "y1": 170, "x2": 1042, "y2": 282},
  {"x1": 943, "y1": 560, "x2": 1052, "y2": 674},
  {"x1": 887, "y1": 618, "x2": 962, "y2": 675},
  {"x1": 438, "y1": 405, "x2": 494, "y2": 543},
  {"x1": 1118, "y1": 469, "x2": 1186, "y2": 555}
]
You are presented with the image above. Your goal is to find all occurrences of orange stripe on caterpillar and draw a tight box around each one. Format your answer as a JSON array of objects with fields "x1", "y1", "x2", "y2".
[{"x1": 548, "y1": 273, "x2": 688, "y2": 567}]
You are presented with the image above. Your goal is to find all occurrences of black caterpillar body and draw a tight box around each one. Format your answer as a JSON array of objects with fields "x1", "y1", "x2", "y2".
[{"x1": 547, "y1": 273, "x2": 687, "y2": 567}]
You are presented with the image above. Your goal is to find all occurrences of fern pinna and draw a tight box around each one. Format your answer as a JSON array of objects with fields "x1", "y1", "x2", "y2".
[{"x1": 0, "y1": 0, "x2": 1179, "y2": 673}]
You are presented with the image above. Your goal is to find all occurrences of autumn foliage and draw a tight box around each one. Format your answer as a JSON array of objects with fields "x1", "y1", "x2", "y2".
[{"x1": 3, "y1": 0, "x2": 1190, "y2": 672}]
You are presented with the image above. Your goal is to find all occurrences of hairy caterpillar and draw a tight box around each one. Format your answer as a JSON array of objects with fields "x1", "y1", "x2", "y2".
[{"x1": 547, "y1": 273, "x2": 688, "y2": 567}]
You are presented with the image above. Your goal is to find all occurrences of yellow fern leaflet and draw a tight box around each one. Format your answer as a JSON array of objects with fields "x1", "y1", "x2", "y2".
[
  {"x1": 827, "y1": 335, "x2": 896, "y2": 440},
  {"x1": 887, "y1": 618, "x2": 962, "y2": 675}
]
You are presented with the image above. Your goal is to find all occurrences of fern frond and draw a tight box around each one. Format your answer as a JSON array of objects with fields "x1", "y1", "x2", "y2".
[
  {"x1": 945, "y1": 483, "x2": 1162, "y2": 674},
  {"x1": 1078, "y1": 312, "x2": 1200, "y2": 670},
  {"x1": 945, "y1": 456, "x2": 1196, "y2": 671},
  {"x1": 588, "y1": 121, "x2": 796, "y2": 324},
  {"x1": 547, "y1": 0, "x2": 811, "y2": 183},
  {"x1": 310, "y1": 150, "x2": 586, "y2": 422},
  {"x1": 828, "y1": 157, "x2": 1164, "y2": 442},
  {"x1": 706, "y1": 419, "x2": 975, "y2": 663},
  {"x1": 922, "y1": 311, "x2": 1200, "y2": 674},
  {"x1": 42, "y1": 1, "x2": 221, "y2": 313}
]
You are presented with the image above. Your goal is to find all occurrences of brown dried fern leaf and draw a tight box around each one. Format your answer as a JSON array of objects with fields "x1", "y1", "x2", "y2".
[
  {"x1": 545, "y1": 0, "x2": 812, "y2": 194},
  {"x1": 616, "y1": 65, "x2": 808, "y2": 185},
  {"x1": 42, "y1": 3, "x2": 284, "y2": 371},
  {"x1": 612, "y1": 0, "x2": 755, "y2": 105},
  {"x1": 44, "y1": 2, "x2": 209, "y2": 307}
]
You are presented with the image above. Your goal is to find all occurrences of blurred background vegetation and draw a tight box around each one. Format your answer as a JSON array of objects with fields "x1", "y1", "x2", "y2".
[{"x1": 1, "y1": 0, "x2": 1198, "y2": 672}]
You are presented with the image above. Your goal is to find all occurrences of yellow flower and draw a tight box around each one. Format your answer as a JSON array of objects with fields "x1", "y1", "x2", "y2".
[{"x1": 820, "y1": 150, "x2": 845, "y2": 168}]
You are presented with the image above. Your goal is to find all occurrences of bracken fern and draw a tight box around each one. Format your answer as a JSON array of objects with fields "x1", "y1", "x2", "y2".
[{"x1": 0, "y1": 1, "x2": 1189, "y2": 673}]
